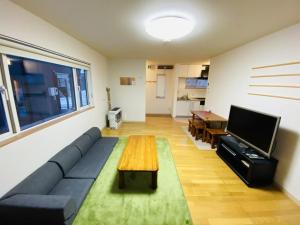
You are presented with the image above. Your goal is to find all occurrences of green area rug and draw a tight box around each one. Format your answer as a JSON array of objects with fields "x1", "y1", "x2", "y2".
[{"x1": 73, "y1": 137, "x2": 193, "y2": 225}]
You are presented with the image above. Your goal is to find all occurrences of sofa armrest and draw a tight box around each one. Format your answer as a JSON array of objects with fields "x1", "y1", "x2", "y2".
[{"x1": 0, "y1": 194, "x2": 76, "y2": 225}]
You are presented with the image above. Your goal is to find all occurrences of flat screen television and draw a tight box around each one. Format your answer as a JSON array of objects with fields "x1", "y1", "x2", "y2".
[{"x1": 226, "y1": 105, "x2": 281, "y2": 158}]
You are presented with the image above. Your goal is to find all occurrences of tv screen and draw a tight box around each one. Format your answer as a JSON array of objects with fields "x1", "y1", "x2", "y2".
[{"x1": 227, "y1": 105, "x2": 280, "y2": 158}]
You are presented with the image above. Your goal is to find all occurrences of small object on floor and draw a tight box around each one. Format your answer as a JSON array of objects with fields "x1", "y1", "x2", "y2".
[{"x1": 108, "y1": 107, "x2": 122, "y2": 129}]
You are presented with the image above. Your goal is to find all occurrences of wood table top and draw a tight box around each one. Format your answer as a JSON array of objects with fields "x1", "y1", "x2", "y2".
[
  {"x1": 191, "y1": 110, "x2": 227, "y2": 122},
  {"x1": 118, "y1": 135, "x2": 158, "y2": 172}
]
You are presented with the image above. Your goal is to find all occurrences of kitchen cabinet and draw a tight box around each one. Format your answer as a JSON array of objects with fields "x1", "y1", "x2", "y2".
[
  {"x1": 176, "y1": 101, "x2": 191, "y2": 116},
  {"x1": 187, "y1": 65, "x2": 202, "y2": 77},
  {"x1": 190, "y1": 101, "x2": 202, "y2": 111},
  {"x1": 175, "y1": 65, "x2": 189, "y2": 77},
  {"x1": 175, "y1": 64, "x2": 202, "y2": 78},
  {"x1": 176, "y1": 100, "x2": 204, "y2": 116}
]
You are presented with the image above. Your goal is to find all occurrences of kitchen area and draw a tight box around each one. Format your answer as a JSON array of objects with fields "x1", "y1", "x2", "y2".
[
  {"x1": 176, "y1": 80, "x2": 206, "y2": 116},
  {"x1": 172, "y1": 64, "x2": 209, "y2": 117},
  {"x1": 146, "y1": 62, "x2": 209, "y2": 118}
]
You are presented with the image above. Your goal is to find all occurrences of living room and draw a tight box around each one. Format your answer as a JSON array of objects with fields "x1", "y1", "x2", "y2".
[{"x1": 0, "y1": 0, "x2": 300, "y2": 225}]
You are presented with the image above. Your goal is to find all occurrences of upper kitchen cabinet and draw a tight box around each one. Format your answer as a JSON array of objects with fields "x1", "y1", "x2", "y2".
[
  {"x1": 174, "y1": 64, "x2": 204, "y2": 77},
  {"x1": 174, "y1": 64, "x2": 189, "y2": 77},
  {"x1": 187, "y1": 65, "x2": 202, "y2": 77}
]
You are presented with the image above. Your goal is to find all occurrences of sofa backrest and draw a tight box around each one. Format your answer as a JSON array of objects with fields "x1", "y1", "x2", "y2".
[
  {"x1": 72, "y1": 134, "x2": 94, "y2": 156},
  {"x1": 84, "y1": 127, "x2": 102, "y2": 143},
  {"x1": 49, "y1": 145, "x2": 81, "y2": 176},
  {"x1": 3, "y1": 162, "x2": 63, "y2": 199}
]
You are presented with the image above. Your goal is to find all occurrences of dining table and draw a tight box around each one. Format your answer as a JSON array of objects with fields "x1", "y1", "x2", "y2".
[{"x1": 191, "y1": 110, "x2": 227, "y2": 140}]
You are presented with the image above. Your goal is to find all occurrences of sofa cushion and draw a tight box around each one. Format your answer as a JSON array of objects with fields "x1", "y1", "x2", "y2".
[
  {"x1": 49, "y1": 145, "x2": 81, "y2": 176},
  {"x1": 84, "y1": 127, "x2": 102, "y2": 143},
  {"x1": 49, "y1": 179, "x2": 93, "y2": 210},
  {"x1": 65, "y1": 214, "x2": 76, "y2": 225},
  {"x1": 64, "y1": 150, "x2": 106, "y2": 179},
  {"x1": 3, "y1": 162, "x2": 63, "y2": 198},
  {"x1": 72, "y1": 134, "x2": 94, "y2": 156},
  {"x1": 65, "y1": 137, "x2": 118, "y2": 179},
  {"x1": 92, "y1": 137, "x2": 119, "y2": 152},
  {"x1": 0, "y1": 194, "x2": 76, "y2": 225}
]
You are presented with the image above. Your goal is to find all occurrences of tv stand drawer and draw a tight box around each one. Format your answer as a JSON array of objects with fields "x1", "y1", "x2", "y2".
[{"x1": 221, "y1": 143, "x2": 237, "y2": 156}]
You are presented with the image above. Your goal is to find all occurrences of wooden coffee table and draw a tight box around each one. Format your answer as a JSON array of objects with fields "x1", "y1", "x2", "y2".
[{"x1": 118, "y1": 135, "x2": 159, "y2": 189}]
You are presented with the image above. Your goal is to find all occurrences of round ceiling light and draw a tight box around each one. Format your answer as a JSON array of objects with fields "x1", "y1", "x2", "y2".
[{"x1": 145, "y1": 16, "x2": 194, "y2": 41}]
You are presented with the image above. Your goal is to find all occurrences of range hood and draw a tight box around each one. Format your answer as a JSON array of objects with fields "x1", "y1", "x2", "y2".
[{"x1": 198, "y1": 65, "x2": 209, "y2": 79}]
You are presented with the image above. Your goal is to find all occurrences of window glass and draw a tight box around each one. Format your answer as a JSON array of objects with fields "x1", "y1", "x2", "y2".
[
  {"x1": 0, "y1": 95, "x2": 9, "y2": 135},
  {"x1": 76, "y1": 69, "x2": 89, "y2": 107},
  {"x1": 7, "y1": 55, "x2": 76, "y2": 130}
]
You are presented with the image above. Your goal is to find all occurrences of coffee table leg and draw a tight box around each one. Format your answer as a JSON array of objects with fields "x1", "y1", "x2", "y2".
[
  {"x1": 119, "y1": 171, "x2": 125, "y2": 189},
  {"x1": 151, "y1": 171, "x2": 157, "y2": 189}
]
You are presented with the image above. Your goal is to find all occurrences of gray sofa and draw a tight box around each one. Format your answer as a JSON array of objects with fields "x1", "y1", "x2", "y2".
[{"x1": 0, "y1": 127, "x2": 118, "y2": 225}]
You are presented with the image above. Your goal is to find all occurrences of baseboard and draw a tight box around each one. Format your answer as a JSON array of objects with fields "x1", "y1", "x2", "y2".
[
  {"x1": 175, "y1": 116, "x2": 192, "y2": 118},
  {"x1": 146, "y1": 114, "x2": 171, "y2": 117},
  {"x1": 122, "y1": 120, "x2": 145, "y2": 123},
  {"x1": 274, "y1": 181, "x2": 300, "y2": 206}
]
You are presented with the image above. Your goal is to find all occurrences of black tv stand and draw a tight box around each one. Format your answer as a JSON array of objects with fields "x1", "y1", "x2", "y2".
[
  {"x1": 238, "y1": 142, "x2": 249, "y2": 149},
  {"x1": 217, "y1": 136, "x2": 278, "y2": 187}
]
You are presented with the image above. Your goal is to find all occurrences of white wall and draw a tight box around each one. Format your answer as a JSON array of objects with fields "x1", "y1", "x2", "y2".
[
  {"x1": 146, "y1": 64, "x2": 174, "y2": 115},
  {"x1": 206, "y1": 22, "x2": 300, "y2": 201},
  {"x1": 108, "y1": 59, "x2": 146, "y2": 121},
  {"x1": 0, "y1": 0, "x2": 108, "y2": 196}
]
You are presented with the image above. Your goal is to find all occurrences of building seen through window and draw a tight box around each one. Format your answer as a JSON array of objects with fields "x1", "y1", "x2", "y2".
[{"x1": 7, "y1": 55, "x2": 76, "y2": 130}]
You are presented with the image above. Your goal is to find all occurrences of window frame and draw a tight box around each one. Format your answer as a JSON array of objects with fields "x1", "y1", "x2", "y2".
[
  {"x1": 1, "y1": 54, "x2": 20, "y2": 133},
  {"x1": 74, "y1": 68, "x2": 92, "y2": 109},
  {"x1": 0, "y1": 64, "x2": 13, "y2": 140},
  {"x1": 86, "y1": 70, "x2": 94, "y2": 106},
  {"x1": 54, "y1": 70, "x2": 77, "y2": 115},
  {"x1": 0, "y1": 44, "x2": 93, "y2": 143}
]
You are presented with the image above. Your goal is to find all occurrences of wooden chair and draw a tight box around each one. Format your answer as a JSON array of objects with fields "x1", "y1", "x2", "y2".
[
  {"x1": 191, "y1": 119, "x2": 204, "y2": 138},
  {"x1": 188, "y1": 118, "x2": 193, "y2": 132},
  {"x1": 188, "y1": 118, "x2": 196, "y2": 135},
  {"x1": 205, "y1": 128, "x2": 228, "y2": 148},
  {"x1": 194, "y1": 121, "x2": 204, "y2": 140}
]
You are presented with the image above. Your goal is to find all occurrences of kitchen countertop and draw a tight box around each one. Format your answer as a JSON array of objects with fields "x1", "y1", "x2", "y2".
[{"x1": 177, "y1": 97, "x2": 205, "y2": 101}]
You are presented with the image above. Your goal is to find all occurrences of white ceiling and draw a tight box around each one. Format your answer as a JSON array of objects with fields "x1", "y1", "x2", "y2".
[{"x1": 11, "y1": 0, "x2": 300, "y2": 63}]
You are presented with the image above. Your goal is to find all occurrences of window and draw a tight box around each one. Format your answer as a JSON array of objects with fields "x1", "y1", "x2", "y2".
[
  {"x1": 7, "y1": 55, "x2": 76, "y2": 130},
  {"x1": 0, "y1": 44, "x2": 92, "y2": 141},
  {"x1": 76, "y1": 68, "x2": 89, "y2": 107}
]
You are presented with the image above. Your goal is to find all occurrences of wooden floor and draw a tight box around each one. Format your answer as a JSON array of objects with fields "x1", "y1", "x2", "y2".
[{"x1": 102, "y1": 117, "x2": 300, "y2": 225}]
